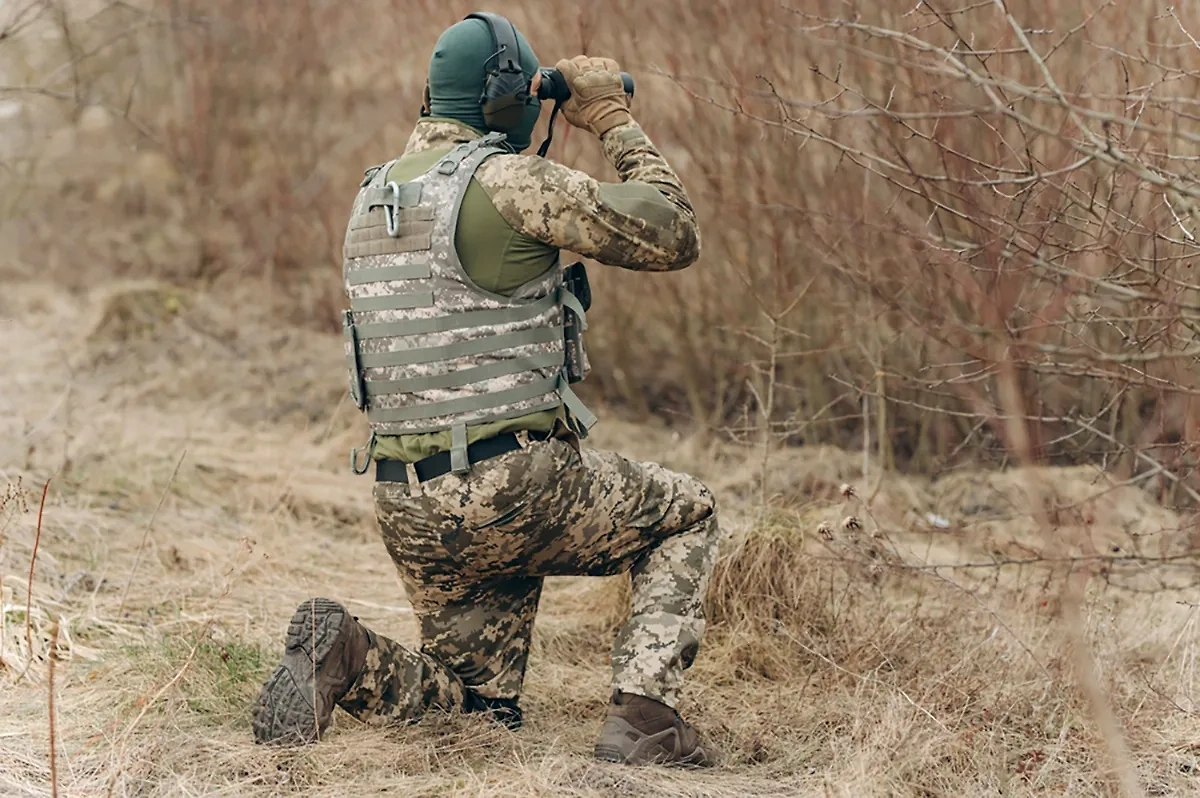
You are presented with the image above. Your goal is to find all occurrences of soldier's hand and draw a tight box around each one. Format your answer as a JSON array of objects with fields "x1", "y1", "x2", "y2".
[{"x1": 555, "y1": 55, "x2": 632, "y2": 138}]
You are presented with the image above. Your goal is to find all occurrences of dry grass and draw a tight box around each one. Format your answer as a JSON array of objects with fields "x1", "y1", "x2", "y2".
[
  {"x1": 1, "y1": 281, "x2": 1199, "y2": 796},
  {"x1": 4, "y1": 1, "x2": 1200, "y2": 795}
]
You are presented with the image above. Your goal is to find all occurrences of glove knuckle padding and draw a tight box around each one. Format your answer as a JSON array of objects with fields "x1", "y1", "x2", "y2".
[
  {"x1": 558, "y1": 55, "x2": 631, "y2": 137},
  {"x1": 577, "y1": 73, "x2": 622, "y2": 100}
]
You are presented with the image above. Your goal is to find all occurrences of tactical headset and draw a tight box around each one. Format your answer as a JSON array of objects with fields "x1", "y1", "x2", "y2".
[
  {"x1": 421, "y1": 12, "x2": 635, "y2": 155},
  {"x1": 419, "y1": 12, "x2": 535, "y2": 135},
  {"x1": 466, "y1": 11, "x2": 536, "y2": 134}
]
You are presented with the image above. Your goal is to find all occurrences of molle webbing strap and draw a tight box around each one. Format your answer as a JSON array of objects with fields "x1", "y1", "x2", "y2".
[
  {"x1": 560, "y1": 287, "x2": 588, "y2": 330},
  {"x1": 435, "y1": 131, "x2": 508, "y2": 175},
  {"x1": 350, "y1": 206, "x2": 434, "y2": 231},
  {"x1": 357, "y1": 326, "x2": 560, "y2": 369},
  {"x1": 343, "y1": 221, "x2": 433, "y2": 258},
  {"x1": 349, "y1": 292, "x2": 435, "y2": 313},
  {"x1": 450, "y1": 423, "x2": 468, "y2": 474},
  {"x1": 557, "y1": 374, "x2": 597, "y2": 434},
  {"x1": 367, "y1": 375, "x2": 561, "y2": 424},
  {"x1": 364, "y1": 351, "x2": 563, "y2": 395},
  {"x1": 353, "y1": 291, "x2": 558, "y2": 340},
  {"x1": 344, "y1": 164, "x2": 431, "y2": 259},
  {"x1": 361, "y1": 182, "x2": 423, "y2": 209},
  {"x1": 346, "y1": 263, "x2": 432, "y2": 286},
  {"x1": 375, "y1": 401, "x2": 561, "y2": 436}
]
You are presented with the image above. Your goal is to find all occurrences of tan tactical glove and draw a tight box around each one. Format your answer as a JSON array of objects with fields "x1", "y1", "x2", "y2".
[{"x1": 555, "y1": 55, "x2": 633, "y2": 138}]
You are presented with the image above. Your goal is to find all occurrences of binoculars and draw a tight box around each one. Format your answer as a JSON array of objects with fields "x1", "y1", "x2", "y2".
[{"x1": 536, "y1": 67, "x2": 635, "y2": 103}]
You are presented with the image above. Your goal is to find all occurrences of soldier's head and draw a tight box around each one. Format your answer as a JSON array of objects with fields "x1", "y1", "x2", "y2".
[{"x1": 424, "y1": 13, "x2": 543, "y2": 153}]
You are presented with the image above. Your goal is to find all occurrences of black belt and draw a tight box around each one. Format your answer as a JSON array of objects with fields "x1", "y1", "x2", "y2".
[{"x1": 375, "y1": 431, "x2": 549, "y2": 484}]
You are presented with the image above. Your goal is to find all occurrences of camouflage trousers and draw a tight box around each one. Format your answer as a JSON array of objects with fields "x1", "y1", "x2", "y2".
[{"x1": 337, "y1": 433, "x2": 720, "y2": 726}]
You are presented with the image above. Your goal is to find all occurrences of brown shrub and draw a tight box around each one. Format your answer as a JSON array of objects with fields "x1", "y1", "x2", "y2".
[{"x1": 4, "y1": 0, "x2": 1200, "y2": 484}]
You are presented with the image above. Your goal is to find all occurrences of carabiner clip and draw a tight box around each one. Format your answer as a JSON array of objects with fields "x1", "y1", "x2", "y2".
[
  {"x1": 382, "y1": 181, "x2": 402, "y2": 237},
  {"x1": 350, "y1": 431, "x2": 377, "y2": 475}
]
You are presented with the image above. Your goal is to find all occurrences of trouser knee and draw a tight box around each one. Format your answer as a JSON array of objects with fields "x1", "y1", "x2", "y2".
[{"x1": 676, "y1": 472, "x2": 718, "y2": 531}]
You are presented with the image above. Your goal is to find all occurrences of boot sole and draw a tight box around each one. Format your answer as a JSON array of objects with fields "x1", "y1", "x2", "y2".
[
  {"x1": 594, "y1": 718, "x2": 710, "y2": 767},
  {"x1": 251, "y1": 597, "x2": 347, "y2": 746}
]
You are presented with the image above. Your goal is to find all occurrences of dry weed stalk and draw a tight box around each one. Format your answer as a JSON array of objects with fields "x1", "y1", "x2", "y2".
[
  {"x1": 118, "y1": 448, "x2": 186, "y2": 613},
  {"x1": 994, "y1": 361, "x2": 1144, "y2": 797},
  {"x1": 47, "y1": 615, "x2": 60, "y2": 798},
  {"x1": 24, "y1": 474, "x2": 51, "y2": 673},
  {"x1": 104, "y1": 534, "x2": 260, "y2": 794}
]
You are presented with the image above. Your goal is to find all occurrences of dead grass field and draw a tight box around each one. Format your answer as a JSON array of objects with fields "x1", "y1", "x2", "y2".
[{"x1": 1, "y1": 282, "x2": 1199, "y2": 797}]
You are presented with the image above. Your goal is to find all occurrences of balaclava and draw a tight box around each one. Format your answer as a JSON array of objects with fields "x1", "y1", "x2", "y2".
[{"x1": 426, "y1": 17, "x2": 542, "y2": 153}]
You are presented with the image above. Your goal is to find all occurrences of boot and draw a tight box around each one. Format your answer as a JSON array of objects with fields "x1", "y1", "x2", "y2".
[
  {"x1": 252, "y1": 597, "x2": 368, "y2": 745},
  {"x1": 593, "y1": 692, "x2": 713, "y2": 767}
]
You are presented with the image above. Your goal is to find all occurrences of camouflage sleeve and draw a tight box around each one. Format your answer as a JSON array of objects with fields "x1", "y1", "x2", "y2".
[{"x1": 474, "y1": 121, "x2": 701, "y2": 272}]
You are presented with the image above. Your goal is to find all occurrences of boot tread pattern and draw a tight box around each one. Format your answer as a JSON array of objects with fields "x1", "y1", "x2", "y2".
[{"x1": 251, "y1": 598, "x2": 347, "y2": 746}]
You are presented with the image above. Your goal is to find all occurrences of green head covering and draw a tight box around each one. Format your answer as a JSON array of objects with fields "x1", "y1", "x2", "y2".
[{"x1": 427, "y1": 17, "x2": 542, "y2": 153}]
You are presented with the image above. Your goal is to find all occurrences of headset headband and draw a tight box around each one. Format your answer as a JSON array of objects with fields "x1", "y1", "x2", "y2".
[{"x1": 465, "y1": 12, "x2": 522, "y2": 77}]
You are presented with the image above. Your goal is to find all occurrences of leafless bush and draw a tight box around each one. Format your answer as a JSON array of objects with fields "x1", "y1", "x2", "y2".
[
  {"x1": 6, "y1": 1, "x2": 1199, "y2": 497},
  {"x1": 735, "y1": 1, "x2": 1200, "y2": 496}
]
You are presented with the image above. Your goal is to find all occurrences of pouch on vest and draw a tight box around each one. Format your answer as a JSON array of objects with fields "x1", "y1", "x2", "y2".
[
  {"x1": 343, "y1": 310, "x2": 367, "y2": 411},
  {"x1": 562, "y1": 261, "x2": 591, "y2": 384}
]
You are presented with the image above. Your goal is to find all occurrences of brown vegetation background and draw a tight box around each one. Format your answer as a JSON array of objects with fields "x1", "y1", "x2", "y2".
[
  {"x1": 6, "y1": 0, "x2": 1200, "y2": 481},
  {"x1": 3, "y1": 1, "x2": 1200, "y2": 796}
]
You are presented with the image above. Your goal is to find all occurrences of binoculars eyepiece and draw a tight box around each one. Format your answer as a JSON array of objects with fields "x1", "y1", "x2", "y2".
[{"x1": 536, "y1": 67, "x2": 635, "y2": 103}]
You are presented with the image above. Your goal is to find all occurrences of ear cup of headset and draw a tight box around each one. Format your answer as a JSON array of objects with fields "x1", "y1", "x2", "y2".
[{"x1": 480, "y1": 70, "x2": 532, "y2": 132}]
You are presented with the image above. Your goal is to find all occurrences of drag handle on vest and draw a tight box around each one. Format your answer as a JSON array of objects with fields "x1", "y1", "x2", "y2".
[{"x1": 536, "y1": 68, "x2": 635, "y2": 103}]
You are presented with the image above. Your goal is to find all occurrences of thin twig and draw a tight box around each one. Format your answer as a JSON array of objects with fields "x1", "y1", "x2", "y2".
[
  {"x1": 758, "y1": 313, "x2": 781, "y2": 512},
  {"x1": 105, "y1": 533, "x2": 259, "y2": 793},
  {"x1": 25, "y1": 475, "x2": 53, "y2": 665},
  {"x1": 118, "y1": 450, "x2": 187, "y2": 614},
  {"x1": 105, "y1": 626, "x2": 206, "y2": 797},
  {"x1": 991, "y1": 333, "x2": 1145, "y2": 798},
  {"x1": 774, "y1": 622, "x2": 951, "y2": 733},
  {"x1": 0, "y1": 479, "x2": 26, "y2": 667},
  {"x1": 861, "y1": 393, "x2": 870, "y2": 498}
]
